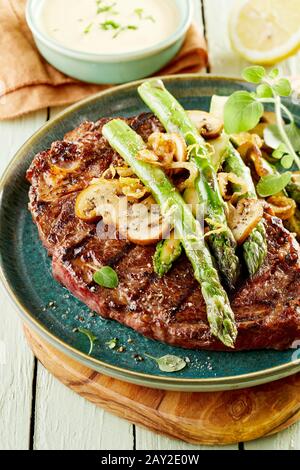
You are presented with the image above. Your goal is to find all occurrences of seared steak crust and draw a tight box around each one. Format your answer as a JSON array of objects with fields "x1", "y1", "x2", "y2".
[{"x1": 27, "y1": 114, "x2": 300, "y2": 351}]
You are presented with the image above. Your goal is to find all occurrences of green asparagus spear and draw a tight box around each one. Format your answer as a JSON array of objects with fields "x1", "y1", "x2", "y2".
[
  {"x1": 102, "y1": 119, "x2": 237, "y2": 348},
  {"x1": 138, "y1": 80, "x2": 240, "y2": 290},
  {"x1": 153, "y1": 188, "x2": 199, "y2": 277},
  {"x1": 223, "y1": 144, "x2": 268, "y2": 276},
  {"x1": 153, "y1": 236, "x2": 182, "y2": 277}
]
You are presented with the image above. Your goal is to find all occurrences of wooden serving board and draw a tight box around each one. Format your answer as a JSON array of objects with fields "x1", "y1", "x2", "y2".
[{"x1": 24, "y1": 327, "x2": 300, "y2": 446}]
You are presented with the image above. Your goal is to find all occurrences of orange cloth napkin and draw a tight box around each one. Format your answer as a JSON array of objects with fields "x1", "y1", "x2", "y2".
[{"x1": 0, "y1": 0, "x2": 208, "y2": 120}]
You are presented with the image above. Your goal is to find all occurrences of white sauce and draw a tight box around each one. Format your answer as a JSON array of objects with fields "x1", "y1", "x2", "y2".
[{"x1": 38, "y1": 0, "x2": 180, "y2": 55}]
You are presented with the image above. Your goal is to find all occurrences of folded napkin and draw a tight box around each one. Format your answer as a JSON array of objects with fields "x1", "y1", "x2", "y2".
[{"x1": 0, "y1": 0, "x2": 208, "y2": 120}]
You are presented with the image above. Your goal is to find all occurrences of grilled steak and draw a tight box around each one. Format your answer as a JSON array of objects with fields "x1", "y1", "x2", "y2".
[{"x1": 27, "y1": 114, "x2": 300, "y2": 351}]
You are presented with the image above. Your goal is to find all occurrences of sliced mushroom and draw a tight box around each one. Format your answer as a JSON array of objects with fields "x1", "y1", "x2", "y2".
[
  {"x1": 187, "y1": 110, "x2": 223, "y2": 140},
  {"x1": 231, "y1": 132, "x2": 263, "y2": 149},
  {"x1": 228, "y1": 198, "x2": 264, "y2": 245},
  {"x1": 76, "y1": 183, "x2": 169, "y2": 245},
  {"x1": 168, "y1": 161, "x2": 198, "y2": 191},
  {"x1": 75, "y1": 181, "x2": 121, "y2": 223},
  {"x1": 218, "y1": 172, "x2": 249, "y2": 203},
  {"x1": 147, "y1": 132, "x2": 187, "y2": 164},
  {"x1": 124, "y1": 196, "x2": 170, "y2": 245},
  {"x1": 237, "y1": 142, "x2": 271, "y2": 178},
  {"x1": 267, "y1": 195, "x2": 296, "y2": 221}
]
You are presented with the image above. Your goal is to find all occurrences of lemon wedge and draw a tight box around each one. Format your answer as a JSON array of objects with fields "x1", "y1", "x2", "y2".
[{"x1": 229, "y1": 0, "x2": 300, "y2": 64}]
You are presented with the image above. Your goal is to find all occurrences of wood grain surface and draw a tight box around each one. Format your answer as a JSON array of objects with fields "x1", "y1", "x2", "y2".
[{"x1": 25, "y1": 327, "x2": 300, "y2": 447}]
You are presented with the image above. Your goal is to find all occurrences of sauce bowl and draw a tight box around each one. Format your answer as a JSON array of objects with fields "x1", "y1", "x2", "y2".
[{"x1": 26, "y1": 0, "x2": 193, "y2": 84}]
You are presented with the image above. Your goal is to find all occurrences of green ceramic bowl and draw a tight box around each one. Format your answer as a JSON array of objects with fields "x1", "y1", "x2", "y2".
[
  {"x1": 26, "y1": 0, "x2": 192, "y2": 84},
  {"x1": 1, "y1": 75, "x2": 300, "y2": 392}
]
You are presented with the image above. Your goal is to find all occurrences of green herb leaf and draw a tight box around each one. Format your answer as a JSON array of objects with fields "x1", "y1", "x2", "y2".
[
  {"x1": 145, "y1": 15, "x2": 155, "y2": 23},
  {"x1": 256, "y1": 83, "x2": 273, "y2": 98},
  {"x1": 242, "y1": 66, "x2": 266, "y2": 84},
  {"x1": 113, "y1": 24, "x2": 138, "y2": 38},
  {"x1": 134, "y1": 8, "x2": 144, "y2": 19},
  {"x1": 281, "y1": 154, "x2": 294, "y2": 169},
  {"x1": 224, "y1": 91, "x2": 264, "y2": 134},
  {"x1": 97, "y1": 3, "x2": 116, "y2": 14},
  {"x1": 257, "y1": 172, "x2": 292, "y2": 197},
  {"x1": 269, "y1": 68, "x2": 279, "y2": 79},
  {"x1": 272, "y1": 143, "x2": 288, "y2": 159},
  {"x1": 100, "y1": 20, "x2": 120, "y2": 30},
  {"x1": 83, "y1": 23, "x2": 93, "y2": 34},
  {"x1": 273, "y1": 78, "x2": 292, "y2": 97},
  {"x1": 145, "y1": 354, "x2": 187, "y2": 373},
  {"x1": 106, "y1": 338, "x2": 118, "y2": 350},
  {"x1": 77, "y1": 328, "x2": 97, "y2": 355},
  {"x1": 93, "y1": 266, "x2": 119, "y2": 288}
]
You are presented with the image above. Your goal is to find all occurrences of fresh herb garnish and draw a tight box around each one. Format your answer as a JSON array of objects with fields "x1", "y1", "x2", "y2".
[
  {"x1": 93, "y1": 266, "x2": 119, "y2": 288},
  {"x1": 100, "y1": 20, "x2": 120, "y2": 30},
  {"x1": 225, "y1": 66, "x2": 300, "y2": 196},
  {"x1": 134, "y1": 8, "x2": 155, "y2": 23},
  {"x1": 83, "y1": 22, "x2": 93, "y2": 34},
  {"x1": 134, "y1": 8, "x2": 144, "y2": 19},
  {"x1": 113, "y1": 24, "x2": 138, "y2": 38},
  {"x1": 97, "y1": 2, "x2": 117, "y2": 15},
  {"x1": 145, "y1": 354, "x2": 187, "y2": 373},
  {"x1": 257, "y1": 172, "x2": 292, "y2": 198},
  {"x1": 106, "y1": 338, "x2": 118, "y2": 350},
  {"x1": 76, "y1": 328, "x2": 97, "y2": 355}
]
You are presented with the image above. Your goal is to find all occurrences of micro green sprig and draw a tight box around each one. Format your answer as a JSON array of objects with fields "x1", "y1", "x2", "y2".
[{"x1": 224, "y1": 66, "x2": 300, "y2": 196}]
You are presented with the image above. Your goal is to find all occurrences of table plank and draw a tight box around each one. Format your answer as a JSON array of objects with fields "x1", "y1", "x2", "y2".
[
  {"x1": 245, "y1": 424, "x2": 300, "y2": 450},
  {"x1": 0, "y1": 111, "x2": 47, "y2": 449},
  {"x1": 33, "y1": 364, "x2": 134, "y2": 450}
]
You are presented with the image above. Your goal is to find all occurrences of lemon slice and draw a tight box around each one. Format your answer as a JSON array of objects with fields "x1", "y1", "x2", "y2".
[{"x1": 229, "y1": 0, "x2": 300, "y2": 64}]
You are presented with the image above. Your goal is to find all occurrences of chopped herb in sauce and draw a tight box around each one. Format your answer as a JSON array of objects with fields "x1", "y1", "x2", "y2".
[
  {"x1": 83, "y1": 22, "x2": 93, "y2": 34},
  {"x1": 113, "y1": 24, "x2": 138, "y2": 38},
  {"x1": 97, "y1": 2, "x2": 117, "y2": 15},
  {"x1": 100, "y1": 20, "x2": 120, "y2": 30}
]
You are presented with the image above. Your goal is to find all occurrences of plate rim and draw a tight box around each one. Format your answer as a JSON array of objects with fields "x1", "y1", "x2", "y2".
[{"x1": 1, "y1": 73, "x2": 300, "y2": 391}]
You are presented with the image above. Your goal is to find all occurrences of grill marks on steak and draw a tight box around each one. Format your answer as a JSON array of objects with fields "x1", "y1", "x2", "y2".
[{"x1": 27, "y1": 114, "x2": 300, "y2": 351}]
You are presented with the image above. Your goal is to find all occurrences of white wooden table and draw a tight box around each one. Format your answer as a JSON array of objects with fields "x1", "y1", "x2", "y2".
[{"x1": 1, "y1": 0, "x2": 300, "y2": 450}]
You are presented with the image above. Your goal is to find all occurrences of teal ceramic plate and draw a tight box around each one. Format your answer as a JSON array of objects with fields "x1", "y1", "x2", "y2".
[{"x1": 1, "y1": 75, "x2": 300, "y2": 391}]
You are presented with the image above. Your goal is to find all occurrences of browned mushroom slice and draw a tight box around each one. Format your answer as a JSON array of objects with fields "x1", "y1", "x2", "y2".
[
  {"x1": 228, "y1": 198, "x2": 264, "y2": 245},
  {"x1": 75, "y1": 181, "x2": 121, "y2": 223},
  {"x1": 267, "y1": 195, "x2": 296, "y2": 221},
  {"x1": 147, "y1": 132, "x2": 187, "y2": 164},
  {"x1": 237, "y1": 142, "x2": 271, "y2": 178},
  {"x1": 187, "y1": 110, "x2": 224, "y2": 139},
  {"x1": 124, "y1": 197, "x2": 170, "y2": 246}
]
